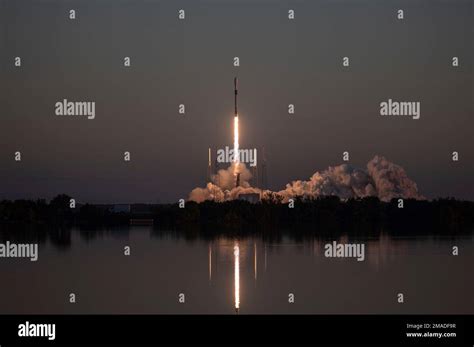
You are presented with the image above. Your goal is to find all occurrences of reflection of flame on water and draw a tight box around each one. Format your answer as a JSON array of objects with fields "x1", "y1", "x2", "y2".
[
  {"x1": 254, "y1": 241, "x2": 257, "y2": 281},
  {"x1": 234, "y1": 242, "x2": 240, "y2": 313}
]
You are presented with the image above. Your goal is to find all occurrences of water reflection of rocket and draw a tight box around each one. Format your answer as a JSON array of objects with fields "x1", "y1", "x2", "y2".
[{"x1": 234, "y1": 243, "x2": 240, "y2": 313}]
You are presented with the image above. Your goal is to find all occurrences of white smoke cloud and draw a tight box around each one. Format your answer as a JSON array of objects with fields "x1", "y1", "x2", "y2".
[
  {"x1": 188, "y1": 156, "x2": 424, "y2": 203},
  {"x1": 278, "y1": 164, "x2": 376, "y2": 201},
  {"x1": 366, "y1": 155, "x2": 422, "y2": 201},
  {"x1": 189, "y1": 163, "x2": 263, "y2": 202}
]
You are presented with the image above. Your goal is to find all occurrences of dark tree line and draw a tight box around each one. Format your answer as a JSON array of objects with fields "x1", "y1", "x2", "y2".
[
  {"x1": 1, "y1": 194, "x2": 473, "y2": 237},
  {"x1": 0, "y1": 194, "x2": 128, "y2": 227},
  {"x1": 155, "y1": 196, "x2": 474, "y2": 237}
]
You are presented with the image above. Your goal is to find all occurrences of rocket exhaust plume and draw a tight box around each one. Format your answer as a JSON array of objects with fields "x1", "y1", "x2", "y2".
[{"x1": 233, "y1": 77, "x2": 240, "y2": 186}]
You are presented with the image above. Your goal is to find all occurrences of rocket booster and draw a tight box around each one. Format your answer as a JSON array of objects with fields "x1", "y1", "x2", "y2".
[{"x1": 234, "y1": 77, "x2": 238, "y2": 117}]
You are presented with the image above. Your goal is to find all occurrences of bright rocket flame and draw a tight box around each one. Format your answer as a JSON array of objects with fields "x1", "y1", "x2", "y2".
[
  {"x1": 233, "y1": 115, "x2": 239, "y2": 174},
  {"x1": 234, "y1": 242, "x2": 240, "y2": 312}
]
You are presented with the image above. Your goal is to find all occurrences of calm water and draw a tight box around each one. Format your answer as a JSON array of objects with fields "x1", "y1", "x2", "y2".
[{"x1": 0, "y1": 227, "x2": 472, "y2": 314}]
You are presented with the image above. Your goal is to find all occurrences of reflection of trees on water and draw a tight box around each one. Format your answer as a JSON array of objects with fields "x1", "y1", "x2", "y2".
[
  {"x1": 0, "y1": 224, "x2": 71, "y2": 250},
  {"x1": 78, "y1": 227, "x2": 130, "y2": 243},
  {"x1": 1, "y1": 195, "x2": 473, "y2": 251},
  {"x1": 48, "y1": 228, "x2": 71, "y2": 250},
  {"x1": 0, "y1": 224, "x2": 48, "y2": 245},
  {"x1": 0, "y1": 225, "x2": 133, "y2": 250}
]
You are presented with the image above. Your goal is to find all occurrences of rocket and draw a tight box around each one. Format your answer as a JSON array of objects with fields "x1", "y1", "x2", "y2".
[{"x1": 234, "y1": 77, "x2": 238, "y2": 117}]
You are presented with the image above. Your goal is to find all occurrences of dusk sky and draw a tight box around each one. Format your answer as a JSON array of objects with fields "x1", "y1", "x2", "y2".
[{"x1": 1, "y1": 0, "x2": 472, "y2": 203}]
